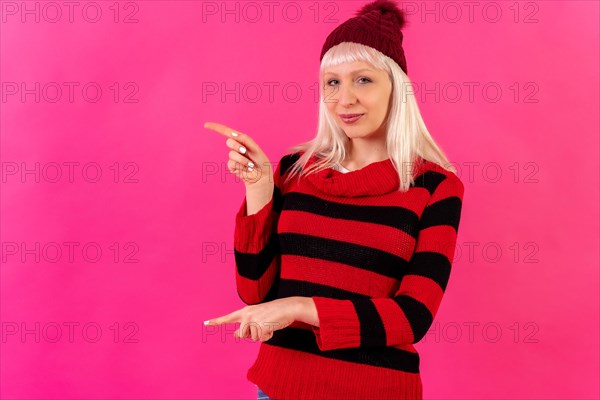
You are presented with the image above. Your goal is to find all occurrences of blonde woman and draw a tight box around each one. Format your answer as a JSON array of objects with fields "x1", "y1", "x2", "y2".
[{"x1": 205, "y1": 1, "x2": 465, "y2": 399}]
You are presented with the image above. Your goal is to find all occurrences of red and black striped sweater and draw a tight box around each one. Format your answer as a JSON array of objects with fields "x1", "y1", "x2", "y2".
[{"x1": 233, "y1": 151, "x2": 465, "y2": 400}]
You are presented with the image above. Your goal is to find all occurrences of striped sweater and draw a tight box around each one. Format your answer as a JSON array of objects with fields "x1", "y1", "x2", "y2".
[{"x1": 233, "y1": 151, "x2": 465, "y2": 400}]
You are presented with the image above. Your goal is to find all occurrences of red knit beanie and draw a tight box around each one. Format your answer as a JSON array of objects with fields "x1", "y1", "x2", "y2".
[{"x1": 320, "y1": 0, "x2": 408, "y2": 75}]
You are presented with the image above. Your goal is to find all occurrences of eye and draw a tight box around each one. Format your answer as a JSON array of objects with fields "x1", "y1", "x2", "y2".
[{"x1": 326, "y1": 77, "x2": 372, "y2": 86}]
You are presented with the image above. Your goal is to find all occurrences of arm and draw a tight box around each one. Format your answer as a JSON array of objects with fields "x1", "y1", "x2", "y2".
[
  {"x1": 294, "y1": 297, "x2": 319, "y2": 327},
  {"x1": 309, "y1": 174, "x2": 465, "y2": 351},
  {"x1": 233, "y1": 158, "x2": 285, "y2": 305}
]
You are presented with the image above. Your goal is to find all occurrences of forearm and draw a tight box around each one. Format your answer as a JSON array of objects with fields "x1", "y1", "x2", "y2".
[
  {"x1": 245, "y1": 183, "x2": 274, "y2": 215},
  {"x1": 293, "y1": 297, "x2": 320, "y2": 327},
  {"x1": 234, "y1": 184, "x2": 279, "y2": 304}
]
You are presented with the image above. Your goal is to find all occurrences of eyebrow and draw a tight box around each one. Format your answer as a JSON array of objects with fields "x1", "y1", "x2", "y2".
[{"x1": 323, "y1": 68, "x2": 374, "y2": 75}]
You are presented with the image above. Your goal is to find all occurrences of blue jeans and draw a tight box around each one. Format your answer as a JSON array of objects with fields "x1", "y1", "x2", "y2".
[{"x1": 257, "y1": 386, "x2": 273, "y2": 400}]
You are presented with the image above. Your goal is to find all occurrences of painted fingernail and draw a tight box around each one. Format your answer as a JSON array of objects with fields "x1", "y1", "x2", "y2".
[
  {"x1": 239, "y1": 146, "x2": 247, "y2": 154},
  {"x1": 247, "y1": 167, "x2": 253, "y2": 172},
  {"x1": 204, "y1": 320, "x2": 211, "y2": 325},
  {"x1": 247, "y1": 161, "x2": 254, "y2": 168},
  {"x1": 231, "y1": 132, "x2": 238, "y2": 137}
]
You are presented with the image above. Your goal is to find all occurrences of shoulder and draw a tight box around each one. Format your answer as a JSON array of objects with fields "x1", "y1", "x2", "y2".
[
  {"x1": 280, "y1": 152, "x2": 302, "y2": 168},
  {"x1": 419, "y1": 160, "x2": 464, "y2": 200},
  {"x1": 276, "y1": 151, "x2": 304, "y2": 176}
]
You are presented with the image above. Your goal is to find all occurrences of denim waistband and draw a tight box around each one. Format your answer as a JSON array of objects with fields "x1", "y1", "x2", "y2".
[{"x1": 256, "y1": 385, "x2": 272, "y2": 400}]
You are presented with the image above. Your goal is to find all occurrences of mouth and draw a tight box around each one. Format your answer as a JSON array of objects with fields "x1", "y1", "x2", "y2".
[{"x1": 339, "y1": 114, "x2": 364, "y2": 124}]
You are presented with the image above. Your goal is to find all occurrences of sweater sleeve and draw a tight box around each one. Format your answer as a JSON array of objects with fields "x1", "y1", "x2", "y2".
[
  {"x1": 310, "y1": 174, "x2": 465, "y2": 351},
  {"x1": 233, "y1": 159, "x2": 284, "y2": 305}
]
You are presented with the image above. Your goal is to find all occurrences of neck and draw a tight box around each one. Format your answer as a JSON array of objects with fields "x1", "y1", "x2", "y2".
[
  {"x1": 343, "y1": 139, "x2": 388, "y2": 170},
  {"x1": 304, "y1": 153, "x2": 400, "y2": 197}
]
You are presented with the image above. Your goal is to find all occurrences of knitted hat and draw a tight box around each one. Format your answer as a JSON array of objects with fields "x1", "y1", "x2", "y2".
[{"x1": 320, "y1": 0, "x2": 408, "y2": 75}]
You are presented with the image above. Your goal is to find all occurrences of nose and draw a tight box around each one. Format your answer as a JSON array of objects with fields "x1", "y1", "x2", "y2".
[{"x1": 337, "y1": 82, "x2": 357, "y2": 107}]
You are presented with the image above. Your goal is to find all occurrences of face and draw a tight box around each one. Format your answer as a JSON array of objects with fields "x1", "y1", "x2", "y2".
[{"x1": 322, "y1": 60, "x2": 392, "y2": 140}]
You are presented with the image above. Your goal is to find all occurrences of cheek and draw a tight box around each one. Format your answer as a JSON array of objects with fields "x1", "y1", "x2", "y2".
[
  {"x1": 371, "y1": 96, "x2": 390, "y2": 119},
  {"x1": 362, "y1": 97, "x2": 387, "y2": 120},
  {"x1": 322, "y1": 86, "x2": 337, "y2": 102},
  {"x1": 325, "y1": 97, "x2": 337, "y2": 111},
  {"x1": 325, "y1": 102, "x2": 335, "y2": 114}
]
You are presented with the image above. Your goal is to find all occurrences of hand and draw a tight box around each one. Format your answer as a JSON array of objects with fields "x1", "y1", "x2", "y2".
[
  {"x1": 204, "y1": 297, "x2": 305, "y2": 342},
  {"x1": 203, "y1": 121, "x2": 275, "y2": 189}
]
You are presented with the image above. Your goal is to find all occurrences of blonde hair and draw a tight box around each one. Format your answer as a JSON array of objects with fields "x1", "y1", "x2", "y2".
[{"x1": 280, "y1": 42, "x2": 457, "y2": 192}]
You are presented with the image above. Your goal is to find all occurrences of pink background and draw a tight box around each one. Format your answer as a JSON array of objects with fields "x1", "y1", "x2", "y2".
[{"x1": 1, "y1": 1, "x2": 598, "y2": 399}]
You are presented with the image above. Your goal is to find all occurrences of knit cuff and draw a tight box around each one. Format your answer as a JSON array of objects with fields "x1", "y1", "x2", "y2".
[
  {"x1": 234, "y1": 195, "x2": 275, "y2": 253},
  {"x1": 310, "y1": 296, "x2": 361, "y2": 351}
]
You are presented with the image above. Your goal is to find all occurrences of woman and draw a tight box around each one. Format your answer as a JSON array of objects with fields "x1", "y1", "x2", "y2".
[{"x1": 204, "y1": 1, "x2": 465, "y2": 399}]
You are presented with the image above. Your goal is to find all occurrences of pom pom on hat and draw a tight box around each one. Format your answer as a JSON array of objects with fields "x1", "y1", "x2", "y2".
[
  {"x1": 320, "y1": 0, "x2": 409, "y2": 75},
  {"x1": 355, "y1": 0, "x2": 406, "y2": 28}
]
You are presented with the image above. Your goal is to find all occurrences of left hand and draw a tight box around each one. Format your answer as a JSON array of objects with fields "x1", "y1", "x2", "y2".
[{"x1": 204, "y1": 297, "x2": 304, "y2": 342}]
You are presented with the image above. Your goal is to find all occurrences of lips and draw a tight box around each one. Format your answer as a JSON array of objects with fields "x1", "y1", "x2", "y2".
[{"x1": 339, "y1": 114, "x2": 364, "y2": 124}]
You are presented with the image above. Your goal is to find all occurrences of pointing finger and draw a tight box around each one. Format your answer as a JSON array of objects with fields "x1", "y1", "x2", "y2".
[
  {"x1": 204, "y1": 121, "x2": 261, "y2": 156},
  {"x1": 204, "y1": 309, "x2": 242, "y2": 326},
  {"x1": 203, "y1": 121, "x2": 241, "y2": 139}
]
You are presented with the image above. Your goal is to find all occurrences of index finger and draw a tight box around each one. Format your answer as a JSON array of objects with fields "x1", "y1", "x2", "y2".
[
  {"x1": 203, "y1": 121, "x2": 240, "y2": 138},
  {"x1": 204, "y1": 309, "x2": 242, "y2": 326},
  {"x1": 203, "y1": 121, "x2": 261, "y2": 154}
]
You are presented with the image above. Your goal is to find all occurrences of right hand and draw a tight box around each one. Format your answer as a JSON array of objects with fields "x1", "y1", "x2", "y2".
[{"x1": 203, "y1": 121, "x2": 275, "y2": 190}]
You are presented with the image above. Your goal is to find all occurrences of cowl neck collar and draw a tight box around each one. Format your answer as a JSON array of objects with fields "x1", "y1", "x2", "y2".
[{"x1": 302, "y1": 154, "x2": 427, "y2": 197}]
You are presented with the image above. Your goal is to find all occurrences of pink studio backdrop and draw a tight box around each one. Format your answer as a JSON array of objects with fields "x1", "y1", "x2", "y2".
[{"x1": 1, "y1": 1, "x2": 598, "y2": 399}]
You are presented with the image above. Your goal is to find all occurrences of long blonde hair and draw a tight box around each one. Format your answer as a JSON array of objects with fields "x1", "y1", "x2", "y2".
[{"x1": 282, "y1": 41, "x2": 456, "y2": 192}]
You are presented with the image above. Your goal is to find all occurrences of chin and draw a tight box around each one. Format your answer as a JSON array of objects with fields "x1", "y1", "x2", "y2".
[
  {"x1": 341, "y1": 128, "x2": 373, "y2": 137},
  {"x1": 343, "y1": 133, "x2": 371, "y2": 140}
]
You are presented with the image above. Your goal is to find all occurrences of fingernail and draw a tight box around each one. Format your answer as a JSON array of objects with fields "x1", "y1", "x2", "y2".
[
  {"x1": 204, "y1": 320, "x2": 211, "y2": 325},
  {"x1": 239, "y1": 146, "x2": 246, "y2": 154},
  {"x1": 231, "y1": 132, "x2": 239, "y2": 137},
  {"x1": 247, "y1": 161, "x2": 254, "y2": 168}
]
